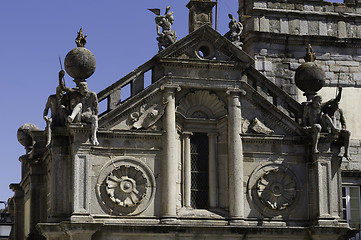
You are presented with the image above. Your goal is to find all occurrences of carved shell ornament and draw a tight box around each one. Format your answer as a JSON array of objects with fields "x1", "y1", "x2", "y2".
[{"x1": 257, "y1": 169, "x2": 296, "y2": 210}]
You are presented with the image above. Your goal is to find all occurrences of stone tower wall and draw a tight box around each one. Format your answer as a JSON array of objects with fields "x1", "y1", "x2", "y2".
[{"x1": 239, "y1": 0, "x2": 361, "y2": 99}]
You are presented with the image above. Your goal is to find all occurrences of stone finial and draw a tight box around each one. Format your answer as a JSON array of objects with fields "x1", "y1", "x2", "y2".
[
  {"x1": 64, "y1": 28, "x2": 96, "y2": 85},
  {"x1": 187, "y1": 0, "x2": 217, "y2": 33},
  {"x1": 295, "y1": 44, "x2": 325, "y2": 101}
]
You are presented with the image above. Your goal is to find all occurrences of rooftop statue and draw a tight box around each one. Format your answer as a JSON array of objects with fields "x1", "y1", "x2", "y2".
[
  {"x1": 302, "y1": 87, "x2": 351, "y2": 160},
  {"x1": 43, "y1": 70, "x2": 69, "y2": 147},
  {"x1": 224, "y1": 13, "x2": 243, "y2": 49},
  {"x1": 67, "y1": 82, "x2": 99, "y2": 145},
  {"x1": 149, "y1": 6, "x2": 177, "y2": 51},
  {"x1": 75, "y1": 28, "x2": 87, "y2": 48},
  {"x1": 304, "y1": 44, "x2": 316, "y2": 62}
]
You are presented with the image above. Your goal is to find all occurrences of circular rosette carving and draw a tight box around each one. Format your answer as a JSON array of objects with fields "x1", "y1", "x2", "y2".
[
  {"x1": 257, "y1": 169, "x2": 296, "y2": 210},
  {"x1": 106, "y1": 166, "x2": 148, "y2": 207},
  {"x1": 247, "y1": 163, "x2": 301, "y2": 217},
  {"x1": 97, "y1": 158, "x2": 156, "y2": 216}
]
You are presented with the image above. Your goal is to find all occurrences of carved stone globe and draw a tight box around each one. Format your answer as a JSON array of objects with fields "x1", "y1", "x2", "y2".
[
  {"x1": 17, "y1": 123, "x2": 40, "y2": 148},
  {"x1": 64, "y1": 47, "x2": 96, "y2": 80},
  {"x1": 295, "y1": 62, "x2": 325, "y2": 101}
]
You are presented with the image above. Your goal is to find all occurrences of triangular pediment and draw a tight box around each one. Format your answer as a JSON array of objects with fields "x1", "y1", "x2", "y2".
[
  {"x1": 98, "y1": 25, "x2": 304, "y2": 137},
  {"x1": 156, "y1": 25, "x2": 254, "y2": 65}
]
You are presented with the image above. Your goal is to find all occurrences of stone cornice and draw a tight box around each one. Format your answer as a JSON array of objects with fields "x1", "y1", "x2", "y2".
[
  {"x1": 159, "y1": 58, "x2": 248, "y2": 71},
  {"x1": 243, "y1": 31, "x2": 361, "y2": 48},
  {"x1": 98, "y1": 130, "x2": 163, "y2": 139},
  {"x1": 252, "y1": 7, "x2": 361, "y2": 20},
  {"x1": 242, "y1": 134, "x2": 307, "y2": 145}
]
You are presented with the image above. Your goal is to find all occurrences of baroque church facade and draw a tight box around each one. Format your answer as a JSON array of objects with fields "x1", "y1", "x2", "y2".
[{"x1": 9, "y1": 0, "x2": 361, "y2": 239}]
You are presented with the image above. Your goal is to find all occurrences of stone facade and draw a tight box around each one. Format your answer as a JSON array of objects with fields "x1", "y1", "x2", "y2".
[{"x1": 8, "y1": 0, "x2": 361, "y2": 239}]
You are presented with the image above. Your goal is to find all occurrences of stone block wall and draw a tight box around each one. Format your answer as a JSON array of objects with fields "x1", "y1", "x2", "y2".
[{"x1": 239, "y1": 0, "x2": 361, "y2": 99}]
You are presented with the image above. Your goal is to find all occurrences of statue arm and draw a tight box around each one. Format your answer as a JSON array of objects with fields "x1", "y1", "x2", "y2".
[
  {"x1": 92, "y1": 93, "x2": 99, "y2": 115},
  {"x1": 335, "y1": 87, "x2": 342, "y2": 103},
  {"x1": 43, "y1": 98, "x2": 51, "y2": 118},
  {"x1": 340, "y1": 109, "x2": 347, "y2": 129},
  {"x1": 302, "y1": 104, "x2": 310, "y2": 126}
]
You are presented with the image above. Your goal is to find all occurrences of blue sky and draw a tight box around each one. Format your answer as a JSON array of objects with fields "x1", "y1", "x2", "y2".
[{"x1": 0, "y1": 0, "x2": 241, "y2": 202}]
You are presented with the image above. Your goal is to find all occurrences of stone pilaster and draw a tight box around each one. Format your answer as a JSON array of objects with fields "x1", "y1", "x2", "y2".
[
  {"x1": 182, "y1": 132, "x2": 192, "y2": 208},
  {"x1": 208, "y1": 132, "x2": 218, "y2": 209},
  {"x1": 67, "y1": 125, "x2": 93, "y2": 222},
  {"x1": 308, "y1": 150, "x2": 343, "y2": 226}
]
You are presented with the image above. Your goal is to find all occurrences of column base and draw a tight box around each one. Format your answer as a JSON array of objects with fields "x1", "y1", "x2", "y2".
[
  {"x1": 229, "y1": 218, "x2": 248, "y2": 226},
  {"x1": 161, "y1": 217, "x2": 179, "y2": 224}
]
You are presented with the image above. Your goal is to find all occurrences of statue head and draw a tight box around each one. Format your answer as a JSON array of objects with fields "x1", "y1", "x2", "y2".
[
  {"x1": 312, "y1": 95, "x2": 322, "y2": 108},
  {"x1": 166, "y1": 12, "x2": 174, "y2": 24},
  {"x1": 78, "y1": 82, "x2": 89, "y2": 96}
]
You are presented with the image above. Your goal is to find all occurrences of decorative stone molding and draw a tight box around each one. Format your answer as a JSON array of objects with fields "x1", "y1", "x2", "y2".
[
  {"x1": 177, "y1": 90, "x2": 227, "y2": 119},
  {"x1": 247, "y1": 163, "x2": 300, "y2": 217},
  {"x1": 96, "y1": 157, "x2": 156, "y2": 215}
]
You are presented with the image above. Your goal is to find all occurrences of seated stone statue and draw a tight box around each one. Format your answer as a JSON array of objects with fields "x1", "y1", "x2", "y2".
[
  {"x1": 302, "y1": 87, "x2": 351, "y2": 160},
  {"x1": 67, "y1": 81, "x2": 99, "y2": 146},
  {"x1": 321, "y1": 87, "x2": 351, "y2": 160},
  {"x1": 43, "y1": 70, "x2": 68, "y2": 147},
  {"x1": 302, "y1": 95, "x2": 323, "y2": 154}
]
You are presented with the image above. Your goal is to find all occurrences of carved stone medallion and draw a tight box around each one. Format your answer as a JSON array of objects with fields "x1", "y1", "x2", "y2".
[
  {"x1": 257, "y1": 169, "x2": 296, "y2": 210},
  {"x1": 247, "y1": 163, "x2": 300, "y2": 217},
  {"x1": 97, "y1": 157, "x2": 156, "y2": 215}
]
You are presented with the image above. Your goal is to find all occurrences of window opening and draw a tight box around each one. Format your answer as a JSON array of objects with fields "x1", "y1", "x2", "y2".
[
  {"x1": 190, "y1": 133, "x2": 209, "y2": 209},
  {"x1": 121, "y1": 83, "x2": 131, "y2": 102},
  {"x1": 144, "y1": 69, "x2": 152, "y2": 88},
  {"x1": 342, "y1": 185, "x2": 361, "y2": 240}
]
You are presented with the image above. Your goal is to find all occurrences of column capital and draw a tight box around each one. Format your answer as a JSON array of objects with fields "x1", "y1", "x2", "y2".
[
  {"x1": 182, "y1": 131, "x2": 193, "y2": 136},
  {"x1": 226, "y1": 88, "x2": 246, "y2": 96},
  {"x1": 207, "y1": 132, "x2": 219, "y2": 137},
  {"x1": 160, "y1": 84, "x2": 181, "y2": 92}
]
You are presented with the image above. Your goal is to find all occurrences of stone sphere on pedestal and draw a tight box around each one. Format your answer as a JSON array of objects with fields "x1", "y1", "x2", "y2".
[
  {"x1": 17, "y1": 123, "x2": 40, "y2": 147},
  {"x1": 64, "y1": 47, "x2": 96, "y2": 80},
  {"x1": 295, "y1": 62, "x2": 325, "y2": 101}
]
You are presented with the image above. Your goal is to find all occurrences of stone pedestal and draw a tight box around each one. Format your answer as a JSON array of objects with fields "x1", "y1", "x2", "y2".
[
  {"x1": 48, "y1": 127, "x2": 72, "y2": 222},
  {"x1": 308, "y1": 149, "x2": 343, "y2": 225}
]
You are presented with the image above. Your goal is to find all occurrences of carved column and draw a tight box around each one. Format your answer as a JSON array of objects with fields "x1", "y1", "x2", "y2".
[
  {"x1": 227, "y1": 89, "x2": 245, "y2": 221},
  {"x1": 161, "y1": 85, "x2": 180, "y2": 219},
  {"x1": 182, "y1": 132, "x2": 192, "y2": 208},
  {"x1": 208, "y1": 132, "x2": 218, "y2": 209}
]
